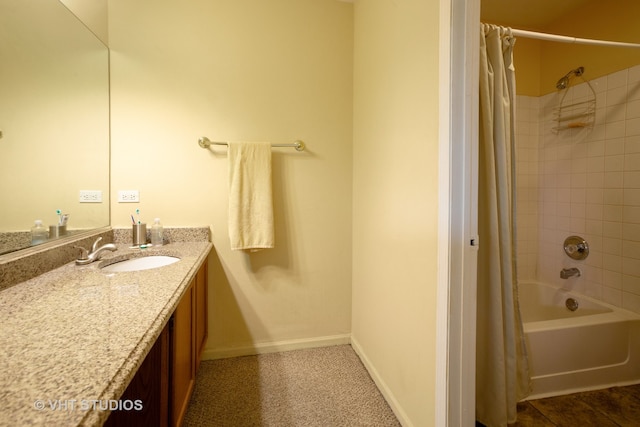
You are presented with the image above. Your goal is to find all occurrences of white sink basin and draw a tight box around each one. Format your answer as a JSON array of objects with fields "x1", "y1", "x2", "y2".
[{"x1": 101, "y1": 255, "x2": 180, "y2": 273}]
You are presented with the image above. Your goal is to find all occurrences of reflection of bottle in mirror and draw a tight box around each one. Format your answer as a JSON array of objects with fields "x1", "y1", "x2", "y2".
[
  {"x1": 151, "y1": 218, "x2": 164, "y2": 246},
  {"x1": 31, "y1": 220, "x2": 48, "y2": 244}
]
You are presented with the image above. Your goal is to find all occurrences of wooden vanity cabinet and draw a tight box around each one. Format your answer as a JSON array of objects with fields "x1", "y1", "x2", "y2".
[
  {"x1": 194, "y1": 262, "x2": 208, "y2": 369},
  {"x1": 104, "y1": 323, "x2": 169, "y2": 427},
  {"x1": 172, "y1": 261, "x2": 208, "y2": 426},
  {"x1": 170, "y1": 277, "x2": 195, "y2": 426},
  {"x1": 106, "y1": 261, "x2": 208, "y2": 427}
]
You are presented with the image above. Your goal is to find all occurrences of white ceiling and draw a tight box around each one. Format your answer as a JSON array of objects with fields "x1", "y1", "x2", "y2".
[{"x1": 481, "y1": 0, "x2": 592, "y2": 29}]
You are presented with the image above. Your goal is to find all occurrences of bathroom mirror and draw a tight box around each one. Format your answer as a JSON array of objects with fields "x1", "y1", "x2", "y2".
[{"x1": 0, "y1": 0, "x2": 110, "y2": 256}]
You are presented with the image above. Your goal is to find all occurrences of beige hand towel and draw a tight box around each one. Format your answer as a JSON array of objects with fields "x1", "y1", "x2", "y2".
[{"x1": 228, "y1": 141, "x2": 274, "y2": 251}]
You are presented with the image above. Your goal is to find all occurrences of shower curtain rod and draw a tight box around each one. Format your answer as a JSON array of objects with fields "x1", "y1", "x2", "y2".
[{"x1": 484, "y1": 24, "x2": 640, "y2": 49}]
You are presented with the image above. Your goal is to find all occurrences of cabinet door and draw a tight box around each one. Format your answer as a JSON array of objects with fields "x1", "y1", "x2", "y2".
[
  {"x1": 195, "y1": 262, "x2": 208, "y2": 369},
  {"x1": 105, "y1": 324, "x2": 169, "y2": 427},
  {"x1": 171, "y1": 280, "x2": 195, "y2": 427}
]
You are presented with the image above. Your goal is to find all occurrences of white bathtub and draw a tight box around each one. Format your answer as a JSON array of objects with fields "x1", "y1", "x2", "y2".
[{"x1": 518, "y1": 281, "x2": 640, "y2": 399}]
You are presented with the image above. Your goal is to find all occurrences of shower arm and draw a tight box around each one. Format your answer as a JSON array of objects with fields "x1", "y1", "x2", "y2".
[{"x1": 556, "y1": 67, "x2": 585, "y2": 90}]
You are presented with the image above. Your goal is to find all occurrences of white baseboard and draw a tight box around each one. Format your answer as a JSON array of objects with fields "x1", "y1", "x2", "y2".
[
  {"x1": 202, "y1": 333, "x2": 352, "y2": 360},
  {"x1": 350, "y1": 336, "x2": 412, "y2": 427}
]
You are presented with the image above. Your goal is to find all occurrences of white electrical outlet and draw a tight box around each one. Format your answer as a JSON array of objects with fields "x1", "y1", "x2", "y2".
[
  {"x1": 118, "y1": 190, "x2": 140, "y2": 203},
  {"x1": 79, "y1": 190, "x2": 102, "y2": 203}
]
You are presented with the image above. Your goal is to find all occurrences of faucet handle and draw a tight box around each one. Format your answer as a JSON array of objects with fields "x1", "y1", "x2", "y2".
[
  {"x1": 74, "y1": 245, "x2": 89, "y2": 261},
  {"x1": 91, "y1": 237, "x2": 103, "y2": 253}
]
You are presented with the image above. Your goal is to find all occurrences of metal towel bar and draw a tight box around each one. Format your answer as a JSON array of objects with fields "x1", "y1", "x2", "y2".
[{"x1": 198, "y1": 136, "x2": 305, "y2": 151}]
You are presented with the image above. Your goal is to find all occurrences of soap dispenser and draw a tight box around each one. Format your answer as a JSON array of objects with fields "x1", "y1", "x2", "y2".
[
  {"x1": 151, "y1": 218, "x2": 164, "y2": 246},
  {"x1": 31, "y1": 220, "x2": 48, "y2": 244}
]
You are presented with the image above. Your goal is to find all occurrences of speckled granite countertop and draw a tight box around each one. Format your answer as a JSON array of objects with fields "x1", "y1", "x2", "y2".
[{"x1": 0, "y1": 241, "x2": 212, "y2": 427}]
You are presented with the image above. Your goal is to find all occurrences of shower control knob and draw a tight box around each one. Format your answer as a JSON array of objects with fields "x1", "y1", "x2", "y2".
[{"x1": 563, "y1": 236, "x2": 589, "y2": 260}]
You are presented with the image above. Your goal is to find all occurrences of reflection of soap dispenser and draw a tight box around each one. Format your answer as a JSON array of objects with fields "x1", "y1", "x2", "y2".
[
  {"x1": 151, "y1": 218, "x2": 164, "y2": 246},
  {"x1": 31, "y1": 220, "x2": 48, "y2": 244}
]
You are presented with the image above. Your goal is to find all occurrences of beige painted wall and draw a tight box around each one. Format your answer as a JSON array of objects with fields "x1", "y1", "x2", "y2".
[
  {"x1": 109, "y1": 0, "x2": 353, "y2": 354},
  {"x1": 511, "y1": 0, "x2": 640, "y2": 96},
  {"x1": 60, "y1": 0, "x2": 109, "y2": 45},
  {"x1": 539, "y1": 0, "x2": 640, "y2": 95},
  {"x1": 352, "y1": 1, "x2": 439, "y2": 425},
  {"x1": 512, "y1": 38, "x2": 541, "y2": 96},
  {"x1": 109, "y1": 1, "x2": 439, "y2": 424}
]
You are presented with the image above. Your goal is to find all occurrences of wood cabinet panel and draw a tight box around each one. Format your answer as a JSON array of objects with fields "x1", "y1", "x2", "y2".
[
  {"x1": 195, "y1": 261, "x2": 208, "y2": 370},
  {"x1": 105, "y1": 324, "x2": 169, "y2": 427},
  {"x1": 171, "y1": 280, "x2": 195, "y2": 427},
  {"x1": 105, "y1": 260, "x2": 207, "y2": 427}
]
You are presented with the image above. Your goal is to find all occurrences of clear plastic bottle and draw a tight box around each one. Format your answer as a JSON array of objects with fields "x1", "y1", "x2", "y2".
[
  {"x1": 151, "y1": 218, "x2": 164, "y2": 246},
  {"x1": 31, "y1": 220, "x2": 48, "y2": 244}
]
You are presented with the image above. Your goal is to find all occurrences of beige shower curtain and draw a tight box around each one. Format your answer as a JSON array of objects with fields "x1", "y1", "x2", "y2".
[{"x1": 476, "y1": 24, "x2": 531, "y2": 427}]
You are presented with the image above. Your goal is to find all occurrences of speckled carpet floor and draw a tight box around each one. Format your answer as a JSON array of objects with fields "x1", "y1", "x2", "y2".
[{"x1": 183, "y1": 345, "x2": 401, "y2": 427}]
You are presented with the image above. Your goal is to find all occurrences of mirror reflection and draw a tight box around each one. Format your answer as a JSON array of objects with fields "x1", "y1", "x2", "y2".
[{"x1": 0, "y1": 0, "x2": 110, "y2": 255}]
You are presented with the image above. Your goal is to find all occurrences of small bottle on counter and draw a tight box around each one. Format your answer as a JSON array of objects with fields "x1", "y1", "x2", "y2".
[
  {"x1": 31, "y1": 220, "x2": 48, "y2": 244},
  {"x1": 151, "y1": 218, "x2": 164, "y2": 246}
]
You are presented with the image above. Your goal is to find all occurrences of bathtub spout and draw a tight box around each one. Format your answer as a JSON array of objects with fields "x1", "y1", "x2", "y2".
[{"x1": 560, "y1": 267, "x2": 581, "y2": 279}]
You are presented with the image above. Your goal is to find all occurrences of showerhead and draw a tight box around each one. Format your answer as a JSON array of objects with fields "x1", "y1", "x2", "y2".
[
  {"x1": 556, "y1": 66, "x2": 585, "y2": 90},
  {"x1": 556, "y1": 76, "x2": 570, "y2": 90}
]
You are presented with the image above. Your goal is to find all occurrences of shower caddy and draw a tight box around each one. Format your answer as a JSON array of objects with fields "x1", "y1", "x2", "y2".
[{"x1": 552, "y1": 66, "x2": 597, "y2": 133}]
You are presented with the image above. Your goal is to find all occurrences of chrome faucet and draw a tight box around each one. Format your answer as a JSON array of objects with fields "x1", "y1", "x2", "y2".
[
  {"x1": 560, "y1": 267, "x2": 581, "y2": 279},
  {"x1": 75, "y1": 237, "x2": 117, "y2": 265}
]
